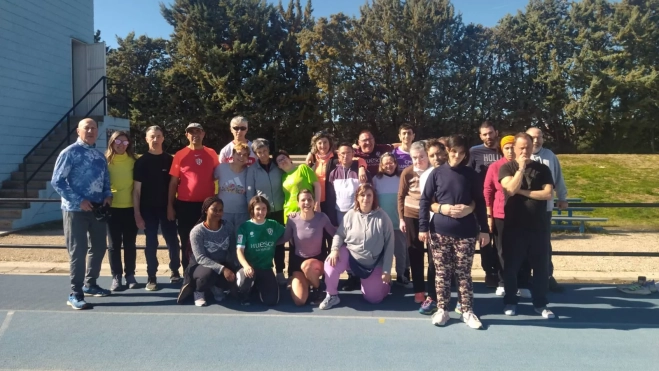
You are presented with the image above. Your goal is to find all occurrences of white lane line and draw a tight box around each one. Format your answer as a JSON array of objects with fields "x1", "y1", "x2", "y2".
[
  {"x1": 2, "y1": 309, "x2": 427, "y2": 322},
  {"x1": 0, "y1": 311, "x2": 15, "y2": 339}
]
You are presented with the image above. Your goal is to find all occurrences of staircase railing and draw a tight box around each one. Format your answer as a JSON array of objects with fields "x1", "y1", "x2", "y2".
[{"x1": 22, "y1": 76, "x2": 111, "y2": 198}]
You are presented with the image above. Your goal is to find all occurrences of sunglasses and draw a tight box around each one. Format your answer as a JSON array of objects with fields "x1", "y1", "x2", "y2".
[
  {"x1": 232, "y1": 126, "x2": 247, "y2": 131},
  {"x1": 276, "y1": 157, "x2": 288, "y2": 164},
  {"x1": 114, "y1": 139, "x2": 129, "y2": 146}
]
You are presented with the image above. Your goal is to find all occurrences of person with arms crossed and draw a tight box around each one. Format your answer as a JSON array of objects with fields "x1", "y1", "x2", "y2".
[
  {"x1": 168, "y1": 123, "x2": 219, "y2": 277},
  {"x1": 134, "y1": 126, "x2": 182, "y2": 291},
  {"x1": 483, "y1": 135, "x2": 531, "y2": 298},
  {"x1": 51, "y1": 118, "x2": 113, "y2": 310},
  {"x1": 469, "y1": 121, "x2": 502, "y2": 288},
  {"x1": 218, "y1": 116, "x2": 257, "y2": 165},
  {"x1": 499, "y1": 133, "x2": 556, "y2": 319},
  {"x1": 526, "y1": 127, "x2": 568, "y2": 292}
]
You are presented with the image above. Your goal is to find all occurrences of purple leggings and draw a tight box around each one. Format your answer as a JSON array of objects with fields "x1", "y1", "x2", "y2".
[{"x1": 324, "y1": 245, "x2": 391, "y2": 303}]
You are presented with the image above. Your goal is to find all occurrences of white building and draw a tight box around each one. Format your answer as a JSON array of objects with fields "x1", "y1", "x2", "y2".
[{"x1": 0, "y1": 0, "x2": 129, "y2": 231}]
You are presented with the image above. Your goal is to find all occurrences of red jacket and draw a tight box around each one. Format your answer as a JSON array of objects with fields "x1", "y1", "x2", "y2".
[{"x1": 483, "y1": 157, "x2": 508, "y2": 219}]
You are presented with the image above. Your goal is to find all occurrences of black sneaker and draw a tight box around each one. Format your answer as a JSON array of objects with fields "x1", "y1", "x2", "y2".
[
  {"x1": 485, "y1": 275, "x2": 498, "y2": 288},
  {"x1": 146, "y1": 276, "x2": 158, "y2": 291},
  {"x1": 170, "y1": 270, "x2": 181, "y2": 284},
  {"x1": 341, "y1": 275, "x2": 361, "y2": 291},
  {"x1": 548, "y1": 276, "x2": 564, "y2": 293}
]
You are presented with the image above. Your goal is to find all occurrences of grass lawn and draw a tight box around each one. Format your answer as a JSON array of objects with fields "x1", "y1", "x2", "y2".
[{"x1": 559, "y1": 154, "x2": 659, "y2": 230}]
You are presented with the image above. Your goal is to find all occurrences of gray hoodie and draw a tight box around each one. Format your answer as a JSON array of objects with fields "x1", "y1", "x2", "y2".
[
  {"x1": 331, "y1": 208, "x2": 394, "y2": 275},
  {"x1": 530, "y1": 147, "x2": 568, "y2": 211},
  {"x1": 245, "y1": 161, "x2": 285, "y2": 212}
]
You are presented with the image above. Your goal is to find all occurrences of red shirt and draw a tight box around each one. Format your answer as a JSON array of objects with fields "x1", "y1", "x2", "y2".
[
  {"x1": 354, "y1": 143, "x2": 395, "y2": 174},
  {"x1": 483, "y1": 157, "x2": 507, "y2": 219},
  {"x1": 170, "y1": 146, "x2": 219, "y2": 202}
]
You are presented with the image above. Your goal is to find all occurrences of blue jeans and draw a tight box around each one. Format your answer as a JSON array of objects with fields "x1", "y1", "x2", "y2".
[{"x1": 141, "y1": 206, "x2": 181, "y2": 277}]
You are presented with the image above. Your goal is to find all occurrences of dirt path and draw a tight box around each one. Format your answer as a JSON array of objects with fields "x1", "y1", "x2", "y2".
[{"x1": 0, "y1": 225, "x2": 657, "y2": 279}]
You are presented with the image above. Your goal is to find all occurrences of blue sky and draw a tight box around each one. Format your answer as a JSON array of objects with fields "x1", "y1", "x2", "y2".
[{"x1": 95, "y1": 0, "x2": 530, "y2": 48}]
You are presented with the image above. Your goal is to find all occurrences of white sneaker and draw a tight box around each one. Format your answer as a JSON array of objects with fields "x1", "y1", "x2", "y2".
[
  {"x1": 319, "y1": 294, "x2": 340, "y2": 310},
  {"x1": 618, "y1": 283, "x2": 651, "y2": 295},
  {"x1": 276, "y1": 272, "x2": 287, "y2": 286},
  {"x1": 194, "y1": 291, "x2": 207, "y2": 307},
  {"x1": 462, "y1": 311, "x2": 483, "y2": 329},
  {"x1": 517, "y1": 288, "x2": 532, "y2": 298},
  {"x1": 210, "y1": 286, "x2": 225, "y2": 302},
  {"x1": 495, "y1": 287, "x2": 505, "y2": 296},
  {"x1": 534, "y1": 307, "x2": 555, "y2": 319},
  {"x1": 504, "y1": 304, "x2": 516, "y2": 316},
  {"x1": 431, "y1": 308, "x2": 450, "y2": 326}
]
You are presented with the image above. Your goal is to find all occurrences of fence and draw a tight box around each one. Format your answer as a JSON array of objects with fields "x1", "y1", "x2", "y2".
[{"x1": 1, "y1": 199, "x2": 658, "y2": 257}]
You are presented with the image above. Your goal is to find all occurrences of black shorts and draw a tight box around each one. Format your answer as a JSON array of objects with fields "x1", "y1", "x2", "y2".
[{"x1": 288, "y1": 252, "x2": 326, "y2": 275}]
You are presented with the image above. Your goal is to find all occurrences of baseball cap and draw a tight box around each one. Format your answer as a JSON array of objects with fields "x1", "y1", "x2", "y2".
[{"x1": 185, "y1": 123, "x2": 204, "y2": 132}]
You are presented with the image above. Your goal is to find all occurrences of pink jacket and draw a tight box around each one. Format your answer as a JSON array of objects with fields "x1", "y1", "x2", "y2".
[{"x1": 483, "y1": 157, "x2": 508, "y2": 219}]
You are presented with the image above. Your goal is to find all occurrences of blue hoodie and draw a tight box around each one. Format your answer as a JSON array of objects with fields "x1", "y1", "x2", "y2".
[{"x1": 51, "y1": 139, "x2": 112, "y2": 211}]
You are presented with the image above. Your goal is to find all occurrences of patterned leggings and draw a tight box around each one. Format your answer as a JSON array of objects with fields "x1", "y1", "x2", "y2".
[{"x1": 429, "y1": 233, "x2": 476, "y2": 313}]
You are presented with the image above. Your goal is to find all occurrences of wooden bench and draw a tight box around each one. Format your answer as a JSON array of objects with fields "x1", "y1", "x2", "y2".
[
  {"x1": 553, "y1": 207, "x2": 595, "y2": 217},
  {"x1": 551, "y1": 216, "x2": 608, "y2": 234}
]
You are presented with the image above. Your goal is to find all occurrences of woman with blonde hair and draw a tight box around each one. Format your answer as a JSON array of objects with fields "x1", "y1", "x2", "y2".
[{"x1": 105, "y1": 130, "x2": 138, "y2": 291}]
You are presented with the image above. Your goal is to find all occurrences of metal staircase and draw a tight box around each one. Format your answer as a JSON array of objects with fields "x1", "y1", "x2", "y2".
[{"x1": 0, "y1": 77, "x2": 115, "y2": 230}]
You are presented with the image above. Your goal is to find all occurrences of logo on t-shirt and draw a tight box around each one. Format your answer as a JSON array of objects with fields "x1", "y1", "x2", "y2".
[
  {"x1": 195, "y1": 158, "x2": 202, "y2": 165},
  {"x1": 250, "y1": 231, "x2": 254, "y2": 237},
  {"x1": 237, "y1": 235, "x2": 243, "y2": 244},
  {"x1": 267, "y1": 228, "x2": 273, "y2": 235}
]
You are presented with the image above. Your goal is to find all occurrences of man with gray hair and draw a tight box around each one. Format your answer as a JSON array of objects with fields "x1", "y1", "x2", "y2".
[
  {"x1": 218, "y1": 116, "x2": 257, "y2": 165},
  {"x1": 52, "y1": 118, "x2": 113, "y2": 310},
  {"x1": 526, "y1": 127, "x2": 568, "y2": 292}
]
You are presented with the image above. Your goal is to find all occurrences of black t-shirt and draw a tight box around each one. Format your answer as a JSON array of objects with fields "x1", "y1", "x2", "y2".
[
  {"x1": 134, "y1": 152, "x2": 174, "y2": 209},
  {"x1": 469, "y1": 145, "x2": 502, "y2": 184},
  {"x1": 498, "y1": 161, "x2": 553, "y2": 230}
]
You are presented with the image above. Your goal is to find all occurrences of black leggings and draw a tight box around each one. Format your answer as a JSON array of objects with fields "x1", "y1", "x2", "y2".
[
  {"x1": 176, "y1": 201, "x2": 203, "y2": 271},
  {"x1": 245, "y1": 268, "x2": 280, "y2": 306},
  {"x1": 189, "y1": 264, "x2": 250, "y2": 298},
  {"x1": 107, "y1": 207, "x2": 138, "y2": 277},
  {"x1": 403, "y1": 217, "x2": 426, "y2": 294},
  {"x1": 268, "y1": 210, "x2": 286, "y2": 273}
]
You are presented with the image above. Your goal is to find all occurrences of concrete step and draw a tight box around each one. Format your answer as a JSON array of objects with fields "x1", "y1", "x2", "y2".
[
  {"x1": 26, "y1": 155, "x2": 57, "y2": 164},
  {"x1": 41, "y1": 139, "x2": 72, "y2": 149},
  {"x1": 1, "y1": 180, "x2": 48, "y2": 190},
  {"x1": 0, "y1": 208, "x2": 23, "y2": 218},
  {"x1": 0, "y1": 202, "x2": 29, "y2": 209},
  {"x1": 11, "y1": 171, "x2": 52, "y2": 182},
  {"x1": 0, "y1": 218, "x2": 14, "y2": 229},
  {"x1": 34, "y1": 145, "x2": 66, "y2": 157},
  {"x1": 0, "y1": 189, "x2": 40, "y2": 198},
  {"x1": 19, "y1": 163, "x2": 55, "y2": 172}
]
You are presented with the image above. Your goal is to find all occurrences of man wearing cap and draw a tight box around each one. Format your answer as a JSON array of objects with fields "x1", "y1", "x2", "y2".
[
  {"x1": 51, "y1": 118, "x2": 113, "y2": 310},
  {"x1": 167, "y1": 123, "x2": 220, "y2": 278},
  {"x1": 218, "y1": 116, "x2": 257, "y2": 165}
]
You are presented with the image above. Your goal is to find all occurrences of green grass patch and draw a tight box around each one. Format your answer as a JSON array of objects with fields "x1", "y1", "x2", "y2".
[{"x1": 559, "y1": 155, "x2": 659, "y2": 230}]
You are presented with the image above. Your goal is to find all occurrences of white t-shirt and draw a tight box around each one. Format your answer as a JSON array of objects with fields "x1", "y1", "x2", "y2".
[{"x1": 218, "y1": 140, "x2": 257, "y2": 165}]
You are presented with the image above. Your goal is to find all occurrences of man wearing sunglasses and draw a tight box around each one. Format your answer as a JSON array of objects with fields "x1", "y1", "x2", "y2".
[{"x1": 218, "y1": 116, "x2": 257, "y2": 165}]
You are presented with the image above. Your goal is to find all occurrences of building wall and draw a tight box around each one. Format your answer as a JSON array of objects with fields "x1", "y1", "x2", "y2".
[
  {"x1": 12, "y1": 116, "x2": 130, "y2": 229},
  {"x1": 0, "y1": 0, "x2": 94, "y2": 182}
]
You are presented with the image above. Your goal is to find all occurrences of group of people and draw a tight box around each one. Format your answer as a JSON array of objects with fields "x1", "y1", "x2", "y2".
[{"x1": 52, "y1": 116, "x2": 569, "y2": 330}]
